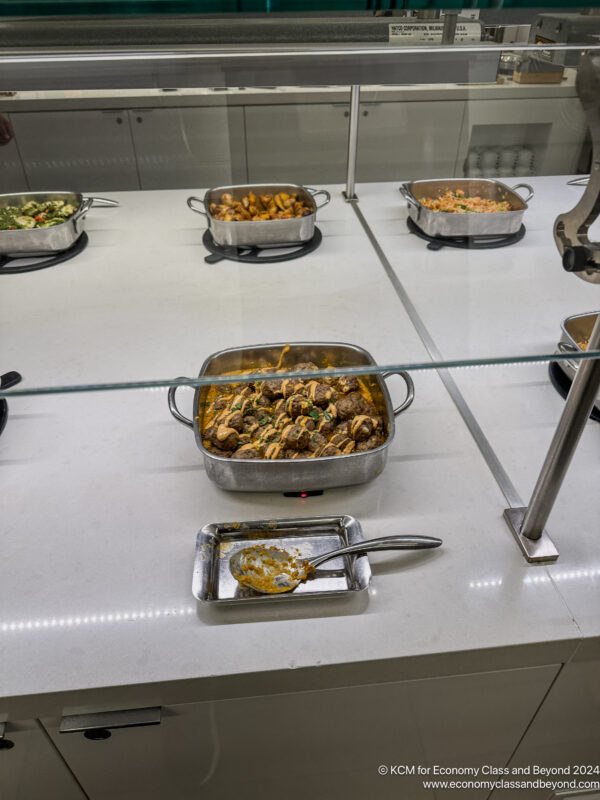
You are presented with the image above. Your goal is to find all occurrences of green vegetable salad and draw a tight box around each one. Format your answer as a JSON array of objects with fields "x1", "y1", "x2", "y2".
[{"x1": 0, "y1": 200, "x2": 77, "y2": 231}]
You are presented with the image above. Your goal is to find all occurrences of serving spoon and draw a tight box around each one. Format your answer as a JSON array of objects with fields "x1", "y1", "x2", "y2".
[{"x1": 229, "y1": 535, "x2": 442, "y2": 594}]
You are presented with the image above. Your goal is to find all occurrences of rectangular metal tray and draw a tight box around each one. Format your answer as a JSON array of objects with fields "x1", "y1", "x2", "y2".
[
  {"x1": 192, "y1": 515, "x2": 371, "y2": 605},
  {"x1": 556, "y1": 311, "x2": 600, "y2": 409},
  {"x1": 187, "y1": 183, "x2": 330, "y2": 248},
  {"x1": 0, "y1": 192, "x2": 118, "y2": 256},
  {"x1": 400, "y1": 178, "x2": 533, "y2": 237}
]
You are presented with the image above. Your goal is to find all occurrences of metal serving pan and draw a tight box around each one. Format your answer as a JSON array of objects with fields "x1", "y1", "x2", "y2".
[
  {"x1": 187, "y1": 183, "x2": 331, "y2": 248},
  {"x1": 0, "y1": 192, "x2": 118, "y2": 256},
  {"x1": 168, "y1": 341, "x2": 414, "y2": 492},
  {"x1": 400, "y1": 178, "x2": 534, "y2": 237},
  {"x1": 193, "y1": 515, "x2": 371, "y2": 604},
  {"x1": 556, "y1": 311, "x2": 600, "y2": 409}
]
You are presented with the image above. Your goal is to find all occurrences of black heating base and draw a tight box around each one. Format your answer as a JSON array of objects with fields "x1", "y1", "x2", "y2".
[
  {"x1": 407, "y1": 218, "x2": 526, "y2": 251},
  {"x1": 0, "y1": 232, "x2": 89, "y2": 274},
  {"x1": 548, "y1": 362, "x2": 600, "y2": 423},
  {"x1": 202, "y1": 227, "x2": 322, "y2": 264}
]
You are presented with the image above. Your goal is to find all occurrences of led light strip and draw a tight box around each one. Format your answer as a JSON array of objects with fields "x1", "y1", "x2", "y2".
[{"x1": 1, "y1": 606, "x2": 195, "y2": 633}]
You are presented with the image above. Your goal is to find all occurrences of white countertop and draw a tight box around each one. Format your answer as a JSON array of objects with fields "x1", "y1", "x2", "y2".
[
  {"x1": 0, "y1": 180, "x2": 595, "y2": 718},
  {"x1": 357, "y1": 175, "x2": 600, "y2": 638}
]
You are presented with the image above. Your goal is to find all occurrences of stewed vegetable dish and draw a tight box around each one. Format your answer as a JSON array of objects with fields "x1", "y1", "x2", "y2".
[
  {"x1": 0, "y1": 199, "x2": 77, "y2": 231},
  {"x1": 200, "y1": 355, "x2": 387, "y2": 461},
  {"x1": 419, "y1": 189, "x2": 512, "y2": 213},
  {"x1": 209, "y1": 191, "x2": 313, "y2": 222}
]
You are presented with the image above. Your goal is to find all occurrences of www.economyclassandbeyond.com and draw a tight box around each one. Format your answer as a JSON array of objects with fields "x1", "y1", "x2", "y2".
[{"x1": 376, "y1": 764, "x2": 600, "y2": 792}]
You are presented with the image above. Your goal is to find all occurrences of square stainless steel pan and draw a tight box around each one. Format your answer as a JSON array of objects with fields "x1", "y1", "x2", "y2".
[
  {"x1": 168, "y1": 341, "x2": 414, "y2": 492},
  {"x1": 400, "y1": 178, "x2": 534, "y2": 237},
  {"x1": 556, "y1": 311, "x2": 600, "y2": 410},
  {"x1": 187, "y1": 183, "x2": 330, "y2": 248},
  {"x1": 0, "y1": 192, "x2": 118, "y2": 256},
  {"x1": 193, "y1": 515, "x2": 370, "y2": 604}
]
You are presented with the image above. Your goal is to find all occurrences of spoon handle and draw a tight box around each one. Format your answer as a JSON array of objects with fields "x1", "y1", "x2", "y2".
[{"x1": 308, "y1": 535, "x2": 442, "y2": 569}]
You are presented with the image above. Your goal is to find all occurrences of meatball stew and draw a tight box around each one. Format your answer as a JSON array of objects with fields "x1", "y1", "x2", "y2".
[{"x1": 200, "y1": 363, "x2": 386, "y2": 461}]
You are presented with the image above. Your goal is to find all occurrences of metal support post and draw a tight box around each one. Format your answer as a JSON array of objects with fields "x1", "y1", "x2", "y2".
[
  {"x1": 343, "y1": 85, "x2": 360, "y2": 202},
  {"x1": 441, "y1": 11, "x2": 458, "y2": 45},
  {"x1": 504, "y1": 313, "x2": 600, "y2": 562}
]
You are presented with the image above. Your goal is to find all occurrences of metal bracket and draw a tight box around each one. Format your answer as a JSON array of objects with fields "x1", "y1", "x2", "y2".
[
  {"x1": 503, "y1": 508, "x2": 559, "y2": 563},
  {"x1": 59, "y1": 706, "x2": 161, "y2": 734}
]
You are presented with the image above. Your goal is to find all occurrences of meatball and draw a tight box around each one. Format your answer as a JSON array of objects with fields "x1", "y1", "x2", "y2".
[
  {"x1": 255, "y1": 424, "x2": 279, "y2": 444},
  {"x1": 307, "y1": 431, "x2": 327, "y2": 453},
  {"x1": 212, "y1": 424, "x2": 239, "y2": 451},
  {"x1": 330, "y1": 433, "x2": 355, "y2": 455},
  {"x1": 273, "y1": 398, "x2": 287, "y2": 414},
  {"x1": 252, "y1": 394, "x2": 272, "y2": 410},
  {"x1": 255, "y1": 409, "x2": 272, "y2": 426},
  {"x1": 262, "y1": 379, "x2": 284, "y2": 399},
  {"x1": 306, "y1": 380, "x2": 335, "y2": 407},
  {"x1": 281, "y1": 379, "x2": 306, "y2": 399},
  {"x1": 229, "y1": 393, "x2": 252, "y2": 415},
  {"x1": 212, "y1": 395, "x2": 231, "y2": 412},
  {"x1": 295, "y1": 414, "x2": 316, "y2": 432},
  {"x1": 273, "y1": 411, "x2": 293, "y2": 430},
  {"x1": 285, "y1": 394, "x2": 311, "y2": 419},
  {"x1": 336, "y1": 376, "x2": 360, "y2": 394},
  {"x1": 315, "y1": 443, "x2": 342, "y2": 458},
  {"x1": 284, "y1": 448, "x2": 311, "y2": 460},
  {"x1": 335, "y1": 421, "x2": 350, "y2": 437},
  {"x1": 356, "y1": 433, "x2": 385, "y2": 452},
  {"x1": 232, "y1": 444, "x2": 260, "y2": 460},
  {"x1": 243, "y1": 415, "x2": 259, "y2": 435},
  {"x1": 293, "y1": 361, "x2": 319, "y2": 373},
  {"x1": 336, "y1": 392, "x2": 367, "y2": 420},
  {"x1": 264, "y1": 442, "x2": 285, "y2": 460},
  {"x1": 282, "y1": 424, "x2": 310, "y2": 451},
  {"x1": 315, "y1": 410, "x2": 335, "y2": 436},
  {"x1": 349, "y1": 414, "x2": 375, "y2": 442},
  {"x1": 219, "y1": 410, "x2": 244, "y2": 432},
  {"x1": 237, "y1": 433, "x2": 252, "y2": 447}
]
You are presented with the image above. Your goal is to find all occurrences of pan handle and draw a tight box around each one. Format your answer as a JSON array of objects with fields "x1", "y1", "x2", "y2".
[
  {"x1": 306, "y1": 188, "x2": 331, "y2": 209},
  {"x1": 85, "y1": 197, "x2": 120, "y2": 208},
  {"x1": 399, "y1": 184, "x2": 419, "y2": 210},
  {"x1": 383, "y1": 370, "x2": 415, "y2": 417},
  {"x1": 510, "y1": 183, "x2": 534, "y2": 205},
  {"x1": 72, "y1": 196, "x2": 94, "y2": 223},
  {"x1": 557, "y1": 341, "x2": 579, "y2": 372},
  {"x1": 1, "y1": 371, "x2": 22, "y2": 390},
  {"x1": 168, "y1": 379, "x2": 195, "y2": 430},
  {"x1": 187, "y1": 196, "x2": 208, "y2": 218}
]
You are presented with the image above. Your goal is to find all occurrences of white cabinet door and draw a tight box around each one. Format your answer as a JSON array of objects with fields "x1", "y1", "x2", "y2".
[
  {"x1": 357, "y1": 100, "x2": 465, "y2": 181},
  {"x1": 0, "y1": 114, "x2": 27, "y2": 193},
  {"x1": 245, "y1": 103, "x2": 350, "y2": 184},
  {"x1": 245, "y1": 101, "x2": 465, "y2": 185},
  {"x1": 10, "y1": 110, "x2": 139, "y2": 192},
  {"x1": 130, "y1": 107, "x2": 247, "y2": 189},
  {"x1": 0, "y1": 720, "x2": 85, "y2": 800},
  {"x1": 44, "y1": 665, "x2": 558, "y2": 800},
  {"x1": 489, "y1": 653, "x2": 600, "y2": 800}
]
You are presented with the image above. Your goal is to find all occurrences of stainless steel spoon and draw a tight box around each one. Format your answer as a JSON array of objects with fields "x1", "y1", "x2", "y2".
[{"x1": 229, "y1": 535, "x2": 442, "y2": 594}]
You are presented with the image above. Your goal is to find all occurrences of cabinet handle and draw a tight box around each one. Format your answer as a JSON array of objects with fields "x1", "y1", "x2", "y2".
[
  {"x1": 59, "y1": 707, "x2": 161, "y2": 736},
  {"x1": 362, "y1": 110, "x2": 369, "y2": 117},
  {"x1": 0, "y1": 722, "x2": 15, "y2": 750},
  {"x1": 116, "y1": 117, "x2": 123, "y2": 125},
  {"x1": 136, "y1": 116, "x2": 143, "y2": 124}
]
